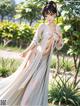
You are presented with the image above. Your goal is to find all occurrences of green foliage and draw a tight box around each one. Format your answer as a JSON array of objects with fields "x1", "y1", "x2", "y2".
[
  {"x1": 0, "y1": 58, "x2": 21, "y2": 77},
  {"x1": 0, "y1": 21, "x2": 18, "y2": 39},
  {"x1": 48, "y1": 76, "x2": 80, "y2": 106},
  {"x1": 0, "y1": 0, "x2": 15, "y2": 21},
  {"x1": 59, "y1": 1, "x2": 80, "y2": 81},
  {"x1": 50, "y1": 56, "x2": 57, "y2": 69},
  {"x1": 60, "y1": 58, "x2": 74, "y2": 72},
  {"x1": 18, "y1": 24, "x2": 34, "y2": 42},
  {"x1": 60, "y1": 1, "x2": 80, "y2": 56},
  {"x1": 50, "y1": 55, "x2": 74, "y2": 72},
  {"x1": 61, "y1": 1, "x2": 80, "y2": 19},
  {"x1": 0, "y1": 21, "x2": 34, "y2": 47},
  {"x1": 15, "y1": 0, "x2": 42, "y2": 25}
]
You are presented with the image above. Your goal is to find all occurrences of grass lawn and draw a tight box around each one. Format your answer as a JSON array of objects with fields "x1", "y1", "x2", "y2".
[{"x1": 0, "y1": 44, "x2": 24, "y2": 52}]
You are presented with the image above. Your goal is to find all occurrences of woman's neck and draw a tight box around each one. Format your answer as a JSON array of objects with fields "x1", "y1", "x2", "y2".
[
  {"x1": 46, "y1": 22, "x2": 56, "y2": 33},
  {"x1": 46, "y1": 22, "x2": 56, "y2": 28}
]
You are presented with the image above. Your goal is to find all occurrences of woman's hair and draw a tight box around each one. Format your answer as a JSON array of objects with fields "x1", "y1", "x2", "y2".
[{"x1": 42, "y1": 1, "x2": 57, "y2": 20}]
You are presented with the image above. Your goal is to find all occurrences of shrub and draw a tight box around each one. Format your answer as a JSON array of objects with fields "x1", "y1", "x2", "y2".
[
  {"x1": 0, "y1": 21, "x2": 34, "y2": 47},
  {"x1": 48, "y1": 76, "x2": 80, "y2": 106},
  {"x1": 0, "y1": 58, "x2": 21, "y2": 77},
  {"x1": 50, "y1": 55, "x2": 74, "y2": 72},
  {"x1": 50, "y1": 56, "x2": 57, "y2": 69},
  {"x1": 60, "y1": 59, "x2": 74, "y2": 72}
]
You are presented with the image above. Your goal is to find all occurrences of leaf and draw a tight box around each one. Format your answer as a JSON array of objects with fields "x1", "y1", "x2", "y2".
[{"x1": 64, "y1": 25, "x2": 71, "y2": 32}]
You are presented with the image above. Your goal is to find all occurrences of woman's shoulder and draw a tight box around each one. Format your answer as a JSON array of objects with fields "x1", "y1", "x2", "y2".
[
  {"x1": 38, "y1": 23, "x2": 46, "y2": 28},
  {"x1": 37, "y1": 23, "x2": 46, "y2": 32}
]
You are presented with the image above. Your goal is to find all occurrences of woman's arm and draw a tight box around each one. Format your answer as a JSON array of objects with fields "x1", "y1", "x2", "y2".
[{"x1": 19, "y1": 43, "x2": 36, "y2": 57}]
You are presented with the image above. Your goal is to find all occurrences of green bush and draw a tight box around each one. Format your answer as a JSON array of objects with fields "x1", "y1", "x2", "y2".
[
  {"x1": 0, "y1": 58, "x2": 21, "y2": 77},
  {"x1": 0, "y1": 21, "x2": 34, "y2": 47},
  {"x1": 50, "y1": 55, "x2": 74, "y2": 72},
  {"x1": 0, "y1": 21, "x2": 18, "y2": 39},
  {"x1": 50, "y1": 56, "x2": 57, "y2": 69},
  {"x1": 61, "y1": 59, "x2": 73, "y2": 72},
  {"x1": 48, "y1": 76, "x2": 80, "y2": 106},
  {"x1": 17, "y1": 24, "x2": 34, "y2": 47}
]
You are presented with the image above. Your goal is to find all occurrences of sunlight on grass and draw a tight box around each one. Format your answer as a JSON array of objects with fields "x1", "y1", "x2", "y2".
[{"x1": 0, "y1": 44, "x2": 24, "y2": 52}]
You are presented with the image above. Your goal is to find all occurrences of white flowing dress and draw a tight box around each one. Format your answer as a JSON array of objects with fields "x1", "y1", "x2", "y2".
[{"x1": 0, "y1": 23, "x2": 63, "y2": 106}]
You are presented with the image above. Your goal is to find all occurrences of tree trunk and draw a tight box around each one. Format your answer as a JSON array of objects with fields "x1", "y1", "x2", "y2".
[
  {"x1": 56, "y1": 51, "x2": 60, "y2": 73},
  {"x1": 73, "y1": 54, "x2": 79, "y2": 86},
  {"x1": 52, "y1": 51, "x2": 60, "y2": 78},
  {"x1": 1, "y1": 16, "x2": 4, "y2": 22},
  {"x1": 29, "y1": 20, "x2": 33, "y2": 26},
  {"x1": 3, "y1": 38, "x2": 12, "y2": 46}
]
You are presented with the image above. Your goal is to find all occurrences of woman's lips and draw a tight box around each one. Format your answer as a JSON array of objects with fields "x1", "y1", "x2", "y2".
[{"x1": 48, "y1": 20, "x2": 52, "y2": 23}]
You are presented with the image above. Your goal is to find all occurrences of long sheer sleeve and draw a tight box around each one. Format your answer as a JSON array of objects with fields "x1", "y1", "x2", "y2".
[
  {"x1": 31, "y1": 24, "x2": 44, "y2": 46},
  {"x1": 54, "y1": 25, "x2": 64, "y2": 50}
]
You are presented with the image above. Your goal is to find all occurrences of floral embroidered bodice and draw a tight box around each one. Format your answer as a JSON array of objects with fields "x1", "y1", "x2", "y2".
[{"x1": 31, "y1": 23, "x2": 63, "y2": 50}]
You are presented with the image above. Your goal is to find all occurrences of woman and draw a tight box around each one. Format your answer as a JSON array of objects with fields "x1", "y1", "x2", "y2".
[{"x1": 0, "y1": 1, "x2": 63, "y2": 106}]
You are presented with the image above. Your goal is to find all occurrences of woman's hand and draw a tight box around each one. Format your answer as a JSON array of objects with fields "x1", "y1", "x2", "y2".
[
  {"x1": 19, "y1": 51, "x2": 28, "y2": 58},
  {"x1": 19, "y1": 42, "x2": 37, "y2": 58}
]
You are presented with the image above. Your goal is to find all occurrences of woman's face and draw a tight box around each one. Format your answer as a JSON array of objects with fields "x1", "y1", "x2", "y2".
[{"x1": 45, "y1": 12, "x2": 56, "y2": 24}]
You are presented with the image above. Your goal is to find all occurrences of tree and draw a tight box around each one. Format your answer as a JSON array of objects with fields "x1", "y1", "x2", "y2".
[
  {"x1": 60, "y1": 1, "x2": 80, "y2": 85},
  {"x1": 0, "y1": 0, "x2": 15, "y2": 21},
  {"x1": 15, "y1": 0, "x2": 47, "y2": 25}
]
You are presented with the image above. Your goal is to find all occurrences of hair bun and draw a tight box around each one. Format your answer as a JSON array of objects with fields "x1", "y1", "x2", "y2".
[
  {"x1": 49, "y1": 1, "x2": 56, "y2": 7},
  {"x1": 49, "y1": 1, "x2": 54, "y2": 5},
  {"x1": 45, "y1": 1, "x2": 56, "y2": 7}
]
